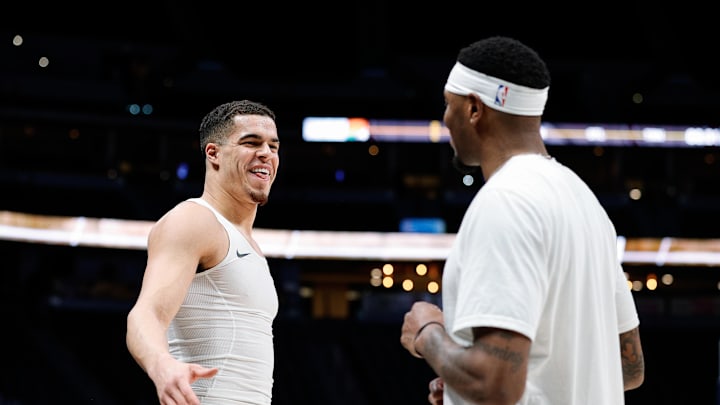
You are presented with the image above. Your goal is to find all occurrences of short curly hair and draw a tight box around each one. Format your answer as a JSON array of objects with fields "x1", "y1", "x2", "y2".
[
  {"x1": 198, "y1": 100, "x2": 276, "y2": 152},
  {"x1": 457, "y1": 36, "x2": 550, "y2": 90}
]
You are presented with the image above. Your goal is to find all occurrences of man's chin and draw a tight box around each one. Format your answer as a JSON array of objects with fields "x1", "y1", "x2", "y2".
[
  {"x1": 451, "y1": 156, "x2": 480, "y2": 175},
  {"x1": 251, "y1": 190, "x2": 270, "y2": 206}
]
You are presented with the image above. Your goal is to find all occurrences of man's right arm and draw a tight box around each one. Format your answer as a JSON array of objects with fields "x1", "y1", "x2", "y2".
[{"x1": 126, "y1": 204, "x2": 212, "y2": 378}]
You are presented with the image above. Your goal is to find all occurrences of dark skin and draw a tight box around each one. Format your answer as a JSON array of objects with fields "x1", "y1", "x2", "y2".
[
  {"x1": 401, "y1": 302, "x2": 529, "y2": 404},
  {"x1": 620, "y1": 327, "x2": 645, "y2": 390},
  {"x1": 398, "y1": 94, "x2": 533, "y2": 404},
  {"x1": 402, "y1": 302, "x2": 644, "y2": 404},
  {"x1": 400, "y1": 91, "x2": 645, "y2": 404}
]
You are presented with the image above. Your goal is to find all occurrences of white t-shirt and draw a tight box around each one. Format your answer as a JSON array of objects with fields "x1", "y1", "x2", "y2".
[{"x1": 442, "y1": 154, "x2": 639, "y2": 405}]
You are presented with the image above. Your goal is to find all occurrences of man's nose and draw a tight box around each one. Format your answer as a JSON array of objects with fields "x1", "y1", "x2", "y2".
[{"x1": 257, "y1": 143, "x2": 271, "y2": 154}]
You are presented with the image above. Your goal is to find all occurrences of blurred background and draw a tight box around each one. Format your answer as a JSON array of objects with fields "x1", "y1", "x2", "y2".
[{"x1": 1, "y1": 1, "x2": 720, "y2": 404}]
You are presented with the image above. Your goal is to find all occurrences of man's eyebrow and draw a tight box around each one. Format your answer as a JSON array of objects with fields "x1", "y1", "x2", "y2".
[{"x1": 239, "y1": 133, "x2": 279, "y2": 143}]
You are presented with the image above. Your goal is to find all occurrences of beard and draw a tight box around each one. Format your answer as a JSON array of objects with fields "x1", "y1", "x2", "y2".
[
  {"x1": 451, "y1": 155, "x2": 480, "y2": 175},
  {"x1": 246, "y1": 183, "x2": 270, "y2": 206},
  {"x1": 251, "y1": 190, "x2": 269, "y2": 206}
]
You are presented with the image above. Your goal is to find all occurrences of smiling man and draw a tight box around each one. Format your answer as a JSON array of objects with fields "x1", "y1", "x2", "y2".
[{"x1": 127, "y1": 100, "x2": 281, "y2": 405}]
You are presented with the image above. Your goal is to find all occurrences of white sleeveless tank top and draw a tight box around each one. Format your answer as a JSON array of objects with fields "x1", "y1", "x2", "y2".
[{"x1": 167, "y1": 198, "x2": 279, "y2": 404}]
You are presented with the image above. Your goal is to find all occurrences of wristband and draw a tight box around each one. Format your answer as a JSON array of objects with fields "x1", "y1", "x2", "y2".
[{"x1": 413, "y1": 321, "x2": 444, "y2": 357}]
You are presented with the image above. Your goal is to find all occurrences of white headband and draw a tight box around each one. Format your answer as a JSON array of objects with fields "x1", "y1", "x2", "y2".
[{"x1": 444, "y1": 62, "x2": 549, "y2": 116}]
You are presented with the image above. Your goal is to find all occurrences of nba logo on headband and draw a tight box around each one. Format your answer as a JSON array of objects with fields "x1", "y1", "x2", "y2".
[
  {"x1": 495, "y1": 85, "x2": 508, "y2": 107},
  {"x1": 444, "y1": 62, "x2": 549, "y2": 116}
]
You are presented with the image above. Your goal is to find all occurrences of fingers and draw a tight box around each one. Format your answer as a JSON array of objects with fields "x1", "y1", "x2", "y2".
[
  {"x1": 412, "y1": 301, "x2": 441, "y2": 313},
  {"x1": 176, "y1": 366, "x2": 216, "y2": 405},
  {"x1": 178, "y1": 383, "x2": 200, "y2": 405},
  {"x1": 429, "y1": 377, "x2": 444, "y2": 393},
  {"x1": 428, "y1": 377, "x2": 444, "y2": 405},
  {"x1": 401, "y1": 302, "x2": 444, "y2": 358},
  {"x1": 159, "y1": 364, "x2": 216, "y2": 405},
  {"x1": 160, "y1": 380, "x2": 200, "y2": 405},
  {"x1": 400, "y1": 320, "x2": 424, "y2": 358},
  {"x1": 190, "y1": 365, "x2": 219, "y2": 382}
]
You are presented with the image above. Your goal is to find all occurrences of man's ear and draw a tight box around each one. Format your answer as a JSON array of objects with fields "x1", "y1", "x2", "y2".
[
  {"x1": 467, "y1": 93, "x2": 484, "y2": 122},
  {"x1": 206, "y1": 143, "x2": 219, "y2": 161}
]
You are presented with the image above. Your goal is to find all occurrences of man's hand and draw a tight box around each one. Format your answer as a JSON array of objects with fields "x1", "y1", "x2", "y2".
[
  {"x1": 400, "y1": 301, "x2": 444, "y2": 358},
  {"x1": 151, "y1": 355, "x2": 219, "y2": 405},
  {"x1": 428, "y1": 377, "x2": 444, "y2": 405}
]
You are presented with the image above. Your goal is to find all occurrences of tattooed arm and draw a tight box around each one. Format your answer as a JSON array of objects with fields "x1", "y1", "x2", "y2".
[
  {"x1": 415, "y1": 324, "x2": 530, "y2": 405},
  {"x1": 620, "y1": 327, "x2": 645, "y2": 390}
]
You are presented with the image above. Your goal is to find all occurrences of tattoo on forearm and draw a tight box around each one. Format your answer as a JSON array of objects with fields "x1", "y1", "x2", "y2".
[
  {"x1": 620, "y1": 329, "x2": 644, "y2": 379},
  {"x1": 477, "y1": 339, "x2": 524, "y2": 372}
]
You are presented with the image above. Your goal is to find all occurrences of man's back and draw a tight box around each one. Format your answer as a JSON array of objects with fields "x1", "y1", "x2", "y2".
[{"x1": 442, "y1": 154, "x2": 639, "y2": 404}]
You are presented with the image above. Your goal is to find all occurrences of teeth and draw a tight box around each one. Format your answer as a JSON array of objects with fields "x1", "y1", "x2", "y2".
[{"x1": 252, "y1": 168, "x2": 269, "y2": 175}]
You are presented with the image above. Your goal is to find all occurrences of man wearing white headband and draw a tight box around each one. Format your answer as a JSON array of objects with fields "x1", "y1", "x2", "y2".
[{"x1": 401, "y1": 36, "x2": 645, "y2": 405}]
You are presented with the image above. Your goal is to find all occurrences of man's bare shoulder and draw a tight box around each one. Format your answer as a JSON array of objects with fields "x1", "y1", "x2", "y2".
[
  {"x1": 149, "y1": 200, "x2": 218, "y2": 242},
  {"x1": 160, "y1": 199, "x2": 213, "y2": 222}
]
